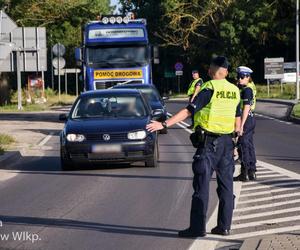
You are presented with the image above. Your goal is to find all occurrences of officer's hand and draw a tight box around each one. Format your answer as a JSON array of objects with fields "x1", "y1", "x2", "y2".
[{"x1": 146, "y1": 120, "x2": 163, "y2": 132}]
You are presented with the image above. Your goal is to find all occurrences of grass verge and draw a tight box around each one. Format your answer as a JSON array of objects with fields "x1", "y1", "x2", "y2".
[
  {"x1": 292, "y1": 103, "x2": 300, "y2": 118},
  {"x1": 0, "y1": 134, "x2": 15, "y2": 155},
  {"x1": 0, "y1": 90, "x2": 76, "y2": 112}
]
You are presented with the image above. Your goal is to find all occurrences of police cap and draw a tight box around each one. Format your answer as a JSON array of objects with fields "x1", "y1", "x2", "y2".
[
  {"x1": 236, "y1": 66, "x2": 253, "y2": 74},
  {"x1": 192, "y1": 70, "x2": 199, "y2": 74},
  {"x1": 211, "y1": 56, "x2": 229, "y2": 69}
]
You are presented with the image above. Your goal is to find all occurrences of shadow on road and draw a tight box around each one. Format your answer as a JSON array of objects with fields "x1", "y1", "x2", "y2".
[{"x1": 0, "y1": 214, "x2": 242, "y2": 243}]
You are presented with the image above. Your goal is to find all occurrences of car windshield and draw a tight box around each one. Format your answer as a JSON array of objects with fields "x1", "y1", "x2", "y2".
[
  {"x1": 71, "y1": 95, "x2": 147, "y2": 119},
  {"x1": 87, "y1": 45, "x2": 149, "y2": 68},
  {"x1": 139, "y1": 88, "x2": 160, "y2": 102}
]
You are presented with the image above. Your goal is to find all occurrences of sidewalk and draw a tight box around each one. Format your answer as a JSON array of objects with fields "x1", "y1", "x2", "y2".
[
  {"x1": 239, "y1": 231, "x2": 300, "y2": 250},
  {"x1": 0, "y1": 111, "x2": 64, "y2": 168}
]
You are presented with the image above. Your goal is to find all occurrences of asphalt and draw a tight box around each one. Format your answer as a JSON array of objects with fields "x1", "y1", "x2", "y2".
[
  {"x1": 0, "y1": 101, "x2": 299, "y2": 249},
  {"x1": 0, "y1": 107, "x2": 218, "y2": 250}
]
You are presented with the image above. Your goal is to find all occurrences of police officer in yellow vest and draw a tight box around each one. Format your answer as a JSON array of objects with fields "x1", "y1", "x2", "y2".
[
  {"x1": 187, "y1": 70, "x2": 204, "y2": 128},
  {"x1": 147, "y1": 56, "x2": 241, "y2": 237},
  {"x1": 234, "y1": 66, "x2": 257, "y2": 182}
]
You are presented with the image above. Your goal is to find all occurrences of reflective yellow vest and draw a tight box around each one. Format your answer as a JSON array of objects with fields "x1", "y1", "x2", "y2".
[
  {"x1": 194, "y1": 79, "x2": 240, "y2": 134},
  {"x1": 187, "y1": 78, "x2": 202, "y2": 96},
  {"x1": 241, "y1": 82, "x2": 256, "y2": 111}
]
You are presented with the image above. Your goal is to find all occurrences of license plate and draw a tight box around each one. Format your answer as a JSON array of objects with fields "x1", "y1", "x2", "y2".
[{"x1": 91, "y1": 144, "x2": 121, "y2": 153}]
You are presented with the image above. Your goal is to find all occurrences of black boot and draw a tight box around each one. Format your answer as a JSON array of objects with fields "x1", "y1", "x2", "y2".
[
  {"x1": 248, "y1": 169, "x2": 257, "y2": 181},
  {"x1": 178, "y1": 228, "x2": 206, "y2": 238},
  {"x1": 234, "y1": 166, "x2": 248, "y2": 182}
]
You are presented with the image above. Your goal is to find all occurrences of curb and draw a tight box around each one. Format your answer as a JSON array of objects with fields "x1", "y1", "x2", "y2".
[{"x1": 0, "y1": 151, "x2": 22, "y2": 169}]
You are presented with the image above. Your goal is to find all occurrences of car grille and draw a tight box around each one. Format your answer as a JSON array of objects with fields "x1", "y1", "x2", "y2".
[{"x1": 85, "y1": 133, "x2": 128, "y2": 141}]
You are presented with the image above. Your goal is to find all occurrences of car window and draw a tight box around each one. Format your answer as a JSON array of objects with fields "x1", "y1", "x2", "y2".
[{"x1": 71, "y1": 95, "x2": 147, "y2": 119}]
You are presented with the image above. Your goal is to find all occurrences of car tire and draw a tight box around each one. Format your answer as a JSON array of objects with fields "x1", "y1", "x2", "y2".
[
  {"x1": 60, "y1": 148, "x2": 73, "y2": 171},
  {"x1": 145, "y1": 140, "x2": 159, "y2": 168},
  {"x1": 160, "y1": 128, "x2": 168, "y2": 134}
]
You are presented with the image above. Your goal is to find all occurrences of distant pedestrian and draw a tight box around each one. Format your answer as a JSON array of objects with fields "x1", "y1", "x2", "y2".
[
  {"x1": 147, "y1": 56, "x2": 241, "y2": 237},
  {"x1": 234, "y1": 66, "x2": 257, "y2": 182},
  {"x1": 186, "y1": 70, "x2": 204, "y2": 129}
]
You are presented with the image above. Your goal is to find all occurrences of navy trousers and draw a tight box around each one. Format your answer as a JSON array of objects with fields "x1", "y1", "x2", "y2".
[
  {"x1": 238, "y1": 115, "x2": 257, "y2": 171},
  {"x1": 190, "y1": 135, "x2": 234, "y2": 233}
]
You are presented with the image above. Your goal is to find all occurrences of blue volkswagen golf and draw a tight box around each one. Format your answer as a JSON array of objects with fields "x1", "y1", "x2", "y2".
[{"x1": 59, "y1": 89, "x2": 162, "y2": 170}]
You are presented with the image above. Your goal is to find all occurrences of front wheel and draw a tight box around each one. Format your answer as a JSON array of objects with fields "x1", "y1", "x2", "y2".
[
  {"x1": 60, "y1": 148, "x2": 73, "y2": 171},
  {"x1": 145, "y1": 140, "x2": 159, "y2": 168}
]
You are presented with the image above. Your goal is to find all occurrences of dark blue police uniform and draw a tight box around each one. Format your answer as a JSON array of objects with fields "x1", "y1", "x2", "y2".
[
  {"x1": 238, "y1": 87, "x2": 257, "y2": 173},
  {"x1": 180, "y1": 89, "x2": 241, "y2": 236}
]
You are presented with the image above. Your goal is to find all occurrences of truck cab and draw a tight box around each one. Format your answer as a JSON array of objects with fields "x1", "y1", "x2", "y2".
[{"x1": 76, "y1": 15, "x2": 158, "y2": 91}]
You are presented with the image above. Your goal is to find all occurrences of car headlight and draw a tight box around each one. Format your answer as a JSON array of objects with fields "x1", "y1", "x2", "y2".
[
  {"x1": 127, "y1": 130, "x2": 147, "y2": 140},
  {"x1": 66, "y1": 134, "x2": 86, "y2": 142}
]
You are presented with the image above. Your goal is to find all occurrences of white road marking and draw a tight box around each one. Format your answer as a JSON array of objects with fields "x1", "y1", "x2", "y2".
[
  {"x1": 231, "y1": 215, "x2": 300, "y2": 230},
  {"x1": 241, "y1": 181, "x2": 300, "y2": 191},
  {"x1": 239, "y1": 186, "x2": 300, "y2": 197},
  {"x1": 233, "y1": 207, "x2": 300, "y2": 220},
  {"x1": 228, "y1": 225, "x2": 300, "y2": 240},
  {"x1": 255, "y1": 113, "x2": 293, "y2": 125},
  {"x1": 167, "y1": 111, "x2": 300, "y2": 246},
  {"x1": 38, "y1": 132, "x2": 54, "y2": 146},
  {"x1": 234, "y1": 199, "x2": 300, "y2": 212},
  {"x1": 238, "y1": 192, "x2": 300, "y2": 204},
  {"x1": 242, "y1": 177, "x2": 288, "y2": 186},
  {"x1": 0, "y1": 170, "x2": 18, "y2": 182}
]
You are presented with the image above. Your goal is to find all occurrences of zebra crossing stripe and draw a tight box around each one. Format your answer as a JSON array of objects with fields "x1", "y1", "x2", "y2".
[
  {"x1": 239, "y1": 186, "x2": 300, "y2": 197},
  {"x1": 231, "y1": 215, "x2": 300, "y2": 230},
  {"x1": 235, "y1": 198, "x2": 300, "y2": 212},
  {"x1": 238, "y1": 192, "x2": 300, "y2": 204},
  {"x1": 233, "y1": 207, "x2": 300, "y2": 220},
  {"x1": 241, "y1": 181, "x2": 300, "y2": 191}
]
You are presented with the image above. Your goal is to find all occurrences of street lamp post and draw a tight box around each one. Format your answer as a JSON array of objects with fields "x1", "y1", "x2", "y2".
[{"x1": 297, "y1": 0, "x2": 300, "y2": 100}]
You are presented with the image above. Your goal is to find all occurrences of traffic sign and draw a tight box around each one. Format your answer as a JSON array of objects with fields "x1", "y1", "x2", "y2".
[
  {"x1": 54, "y1": 68, "x2": 81, "y2": 75},
  {"x1": 264, "y1": 57, "x2": 284, "y2": 79},
  {"x1": 52, "y1": 57, "x2": 66, "y2": 69},
  {"x1": 52, "y1": 43, "x2": 66, "y2": 57},
  {"x1": 175, "y1": 70, "x2": 183, "y2": 76},
  {"x1": 164, "y1": 71, "x2": 175, "y2": 78},
  {"x1": 0, "y1": 10, "x2": 17, "y2": 40},
  {"x1": 175, "y1": 62, "x2": 183, "y2": 71}
]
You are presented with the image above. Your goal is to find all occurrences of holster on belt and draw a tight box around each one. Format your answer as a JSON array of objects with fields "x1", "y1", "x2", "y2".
[{"x1": 190, "y1": 126, "x2": 205, "y2": 148}]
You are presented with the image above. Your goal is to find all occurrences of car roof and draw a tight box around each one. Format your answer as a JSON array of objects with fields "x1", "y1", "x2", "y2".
[
  {"x1": 113, "y1": 84, "x2": 156, "y2": 89},
  {"x1": 79, "y1": 89, "x2": 142, "y2": 98}
]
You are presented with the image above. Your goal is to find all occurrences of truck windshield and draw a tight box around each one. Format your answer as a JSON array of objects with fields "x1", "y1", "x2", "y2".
[{"x1": 87, "y1": 45, "x2": 149, "y2": 68}]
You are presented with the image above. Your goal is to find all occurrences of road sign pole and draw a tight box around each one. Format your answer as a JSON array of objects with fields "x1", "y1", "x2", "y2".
[
  {"x1": 51, "y1": 44, "x2": 54, "y2": 89},
  {"x1": 65, "y1": 72, "x2": 68, "y2": 95},
  {"x1": 16, "y1": 51, "x2": 22, "y2": 110},
  {"x1": 296, "y1": 0, "x2": 300, "y2": 100},
  {"x1": 58, "y1": 50, "x2": 61, "y2": 101},
  {"x1": 267, "y1": 79, "x2": 270, "y2": 97}
]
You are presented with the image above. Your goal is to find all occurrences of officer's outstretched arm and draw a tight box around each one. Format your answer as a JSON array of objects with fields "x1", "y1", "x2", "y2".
[{"x1": 146, "y1": 108, "x2": 191, "y2": 132}]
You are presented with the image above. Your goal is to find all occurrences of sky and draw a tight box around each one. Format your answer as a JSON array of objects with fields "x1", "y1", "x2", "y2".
[{"x1": 110, "y1": 0, "x2": 121, "y2": 13}]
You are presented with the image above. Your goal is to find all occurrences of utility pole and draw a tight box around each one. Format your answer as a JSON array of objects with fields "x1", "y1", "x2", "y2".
[{"x1": 296, "y1": 0, "x2": 299, "y2": 100}]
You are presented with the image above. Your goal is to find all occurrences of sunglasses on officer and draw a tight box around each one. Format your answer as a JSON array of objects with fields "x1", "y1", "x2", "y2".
[{"x1": 238, "y1": 73, "x2": 250, "y2": 79}]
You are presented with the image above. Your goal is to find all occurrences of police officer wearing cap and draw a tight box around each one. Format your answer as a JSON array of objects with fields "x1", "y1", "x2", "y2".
[
  {"x1": 147, "y1": 56, "x2": 241, "y2": 237},
  {"x1": 187, "y1": 70, "x2": 204, "y2": 128},
  {"x1": 234, "y1": 66, "x2": 257, "y2": 181}
]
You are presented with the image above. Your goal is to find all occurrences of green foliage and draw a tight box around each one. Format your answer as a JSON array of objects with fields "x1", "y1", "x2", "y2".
[
  {"x1": 292, "y1": 103, "x2": 300, "y2": 118},
  {"x1": 0, "y1": 133, "x2": 15, "y2": 154},
  {"x1": 120, "y1": 0, "x2": 296, "y2": 83},
  {"x1": 0, "y1": 0, "x2": 112, "y2": 65},
  {"x1": 256, "y1": 83, "x2": 296, "y2": 100}
]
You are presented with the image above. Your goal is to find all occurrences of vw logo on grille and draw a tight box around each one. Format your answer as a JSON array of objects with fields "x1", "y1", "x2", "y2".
[{"x1": 103, "y1": 134, "x2": 110, "y2": 141}]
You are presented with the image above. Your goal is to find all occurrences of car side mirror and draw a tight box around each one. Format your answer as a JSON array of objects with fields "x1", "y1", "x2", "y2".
[
  {"x1": 152, "y1": 109, "x2": 164, "y2": 118},
  {"x1": 59, "y1": 113, "x2": 68, "y2": 121},
  {"x1": 162, "y1": 96, "x2": 169, "y2": 101}
]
